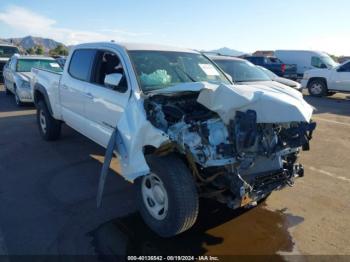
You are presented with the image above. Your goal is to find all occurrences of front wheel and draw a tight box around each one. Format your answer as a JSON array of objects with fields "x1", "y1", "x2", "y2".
[
  {"x1": 308, "y1": 79, "x2": 327, "y2": 97},
  {"x1": 36, "y1": 100, "x2": 61, "y2": 141},
  {"x1": 136, "y1": 154, "x2": 199, "y2": 237}
]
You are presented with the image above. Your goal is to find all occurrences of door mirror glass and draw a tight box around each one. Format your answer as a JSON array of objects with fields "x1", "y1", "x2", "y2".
[{"x1": 104, "y1": 73, "x2": 123, "y2": 87}]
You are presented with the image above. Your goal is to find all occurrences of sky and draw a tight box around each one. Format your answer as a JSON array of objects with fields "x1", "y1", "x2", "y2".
[{"x1": 0, "y1": 0, "x2": 349, "y2": 55}]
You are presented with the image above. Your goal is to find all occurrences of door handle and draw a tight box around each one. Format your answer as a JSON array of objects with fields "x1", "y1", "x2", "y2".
[
  {"x1": 85, "y1": 92, "x2": 94, "y2": 99},
  {"x1": 61, "y1": 84, "x2": 68, "y2": 90}
]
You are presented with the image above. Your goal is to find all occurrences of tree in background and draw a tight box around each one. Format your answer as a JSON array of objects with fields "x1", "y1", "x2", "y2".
[
  {"x1": 49, "y1": 44, "x2": 69, "y2": 56},
  {"x1": 26, "y1": 47, "x2": 35, "y2": 55},
  {"x1": 35, "y1": 45, "x2": 45, "y2": 55}
]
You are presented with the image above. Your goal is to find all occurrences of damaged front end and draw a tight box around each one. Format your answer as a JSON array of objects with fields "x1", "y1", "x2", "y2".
[{"x1": 144, "y1": 86, "x2": 316, "y2": 209}]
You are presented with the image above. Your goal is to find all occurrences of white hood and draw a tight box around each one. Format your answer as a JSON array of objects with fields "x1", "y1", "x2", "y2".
[
  {"x1": 198, "y1": 82, "x2": 313, "y2": 124},
  {"x1": 149, "y1": 81, "x2": 313, "y2": 124}
]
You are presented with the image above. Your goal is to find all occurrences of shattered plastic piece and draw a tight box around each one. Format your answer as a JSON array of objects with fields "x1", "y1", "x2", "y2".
[{"x1": 140, "y1": 70, "x2": 171, "y2": 87}]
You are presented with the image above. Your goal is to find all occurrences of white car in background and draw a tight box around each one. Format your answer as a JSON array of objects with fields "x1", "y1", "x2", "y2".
[
  {"x1": 301, "y1": 60, "x2": 350, "y2": 97},
  {"x1": 275, "y1": 50, "x2": 339, "y2": 78},
  {"x1": 2, "y1": 54, "x2": 62, "y2": 106}
]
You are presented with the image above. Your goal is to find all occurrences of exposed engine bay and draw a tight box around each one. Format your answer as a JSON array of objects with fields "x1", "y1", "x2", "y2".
[{"x1": 145, "y1": 92, "x2": 316, "y2": 208}]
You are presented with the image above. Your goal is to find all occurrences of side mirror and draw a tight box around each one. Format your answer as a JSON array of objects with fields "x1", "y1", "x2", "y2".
[
  {"x1": 320, "y1": 63, "x2": 327, "y2": 69},
  {"x1": 104, "y1": 73, "x2": 123, "y2": 87}
]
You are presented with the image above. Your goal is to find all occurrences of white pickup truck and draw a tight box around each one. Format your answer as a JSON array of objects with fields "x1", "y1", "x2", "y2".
[
  {"x1": 301, "y1": 60, "x2": 350, "y2": 96},
  {"x1": 31, "y1": 42, "x2": 316, "y2": 237}
]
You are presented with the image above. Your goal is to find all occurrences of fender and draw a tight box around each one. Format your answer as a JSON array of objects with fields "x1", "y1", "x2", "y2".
[{"x1": 33, "y1": 83, "x2": 54, "y2": 116}]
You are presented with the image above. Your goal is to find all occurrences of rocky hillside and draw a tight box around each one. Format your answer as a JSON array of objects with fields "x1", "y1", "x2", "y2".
[{"x1": 0, "y1": 35, "x2": 65, "y2": 52}]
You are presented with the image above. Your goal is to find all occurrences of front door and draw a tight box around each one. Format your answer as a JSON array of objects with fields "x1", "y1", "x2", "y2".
[{"x1": 84, "y1": 49, "x2": 131, "y2": 147}]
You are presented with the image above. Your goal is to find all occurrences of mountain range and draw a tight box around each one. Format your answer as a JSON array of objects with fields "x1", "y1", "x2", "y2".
[
  {"x1": 0, "y1": 36, "x2": 65, "y2": 52},
  {"x1": 0, "y1": 36, "x2": 247, "y2": 57}
]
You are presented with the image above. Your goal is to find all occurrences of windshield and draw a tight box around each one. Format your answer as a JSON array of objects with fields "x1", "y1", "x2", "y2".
[
  {"x1": 320, "y1": 55, "x2": 338, "y2": 68},
  {"x1": 0, "y1": 46, "x2": 19, "y2": 58},
  {"x1": 258, "y1": 66, "x2": 277, "y2": 79},
  {"x1": 16, "y1": 59, "x2": 63, "y2": 73},
  {"x1": 128, "y1": 51, "x2": 230, "y2": 92},
  {"x1": 214, "y1": 59, "x2": 271, "y2": 82}
]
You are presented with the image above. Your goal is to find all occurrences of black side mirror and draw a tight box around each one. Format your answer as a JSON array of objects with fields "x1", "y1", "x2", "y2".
[{"x1": 320, "y1": 63, "x2": 327, "y2": 69}]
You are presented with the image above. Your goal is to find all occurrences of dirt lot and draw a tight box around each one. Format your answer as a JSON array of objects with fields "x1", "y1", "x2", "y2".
[{"x1": 0, "y1": 84, "x2": 349, "y2": 259}]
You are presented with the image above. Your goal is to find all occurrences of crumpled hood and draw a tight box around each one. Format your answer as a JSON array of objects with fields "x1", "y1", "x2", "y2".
[
  {"x1": 197, "y1": 82, "x2": 313, "y2": 124},
  {"x1": 149, "y1": 81, "x2": 313, "y2": 123},
  {"x1": 16, "y1": 72, "x2": 33, "y2": 82}
]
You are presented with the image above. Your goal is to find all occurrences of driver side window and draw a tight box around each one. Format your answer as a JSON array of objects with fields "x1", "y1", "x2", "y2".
[{"x1": 91, "y1": 50, "x2": 128, "y2": 93}]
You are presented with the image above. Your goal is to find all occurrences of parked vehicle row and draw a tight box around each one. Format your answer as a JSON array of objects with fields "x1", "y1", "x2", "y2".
[
  {"x1": 30, "y1": 42, "x2": 316, "y2": 237},
  {"x1": 2, "y1": 54, "x2": 62, "y2": 106}
]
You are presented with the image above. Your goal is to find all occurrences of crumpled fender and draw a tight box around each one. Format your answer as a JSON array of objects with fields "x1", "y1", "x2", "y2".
[{"x1": 114, "y1": 93, "x2": 169, "y2": 180}]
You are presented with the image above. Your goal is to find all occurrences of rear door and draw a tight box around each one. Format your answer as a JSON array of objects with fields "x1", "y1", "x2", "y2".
[
  {"x1": 83, "y1": 49, "x2": 131, "y2": 147},
  {"x1": 330, "y1": 62, "x2": 350, "y2": 91},
  {"x1": 59, "y1": 49, "x2": 96, "y2": 133}
]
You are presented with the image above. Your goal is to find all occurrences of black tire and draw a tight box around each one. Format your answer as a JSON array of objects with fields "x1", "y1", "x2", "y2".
[
  {"x1": 135, "y1": 154, "x2": 199, "y2": 237},
  {"x1": 36, "y1": 100, "x2": 61, "y2": 141},
  {"x1": 308, "y1": 79, "x2": 327, "y2": 97}
]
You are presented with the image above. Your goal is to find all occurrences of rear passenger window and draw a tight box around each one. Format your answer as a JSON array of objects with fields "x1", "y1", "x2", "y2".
[{"x1": 69, "y1": 49, "x2": 96, "y2": 81}]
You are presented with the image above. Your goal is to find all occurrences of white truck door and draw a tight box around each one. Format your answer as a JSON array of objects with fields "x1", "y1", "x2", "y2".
[
  {"x1": 331, "y1": 62, "x2": 350, "y2": 91},
  {"x1": 59, "y1": 49, "x2": 97, "y2": 133},
  {"x1": 84, "y1": 49, "x2": 131, "y2": 147}
]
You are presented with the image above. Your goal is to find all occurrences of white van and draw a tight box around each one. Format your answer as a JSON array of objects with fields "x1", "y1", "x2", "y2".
[{"x1": 275, "y1": 50, "x2": 338, "y2": 78}]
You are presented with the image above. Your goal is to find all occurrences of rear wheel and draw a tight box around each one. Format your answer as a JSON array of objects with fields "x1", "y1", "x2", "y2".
[
  {"x1": 36, "y1": 100, "x2": 61, "y2": 141},
  {"x1": 136, "y1": 154, "x2": 199, "y2": 237},
  {"x1": 308, "y1": 79, "x2": 327, "y2": 97}
]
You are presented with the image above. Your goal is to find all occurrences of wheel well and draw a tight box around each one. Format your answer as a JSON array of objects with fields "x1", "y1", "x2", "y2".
[
  {"x1": 34, "y1": 90, "x2": 45, "y2": 105},
  {"x1": 307, "y1": 77, "x2": 328, "y2": 89}
]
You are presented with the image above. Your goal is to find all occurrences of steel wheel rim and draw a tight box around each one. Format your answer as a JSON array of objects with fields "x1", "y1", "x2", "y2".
[
  {"x1": 310, "y1": 83, "x2": 322, "y2": 95},
  {"x1": 39, "y1": 110, "x2": 47, "y2": 133},
  {"x1": 141, "y1": 173, "x2": 168, "y2": 220}
]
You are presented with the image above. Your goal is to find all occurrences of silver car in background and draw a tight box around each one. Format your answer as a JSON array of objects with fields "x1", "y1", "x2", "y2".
[
  {"x1": 2, "y1": 55, "x2": 62, "y2": 106},
  {"x1": 208, "y1": 54, "x2": 302, "y2": 92}
]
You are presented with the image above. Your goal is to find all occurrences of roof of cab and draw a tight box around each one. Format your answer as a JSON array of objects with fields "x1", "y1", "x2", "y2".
[{"x1": 74, "y1": 42, "x2": 198, "y2": 53}]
